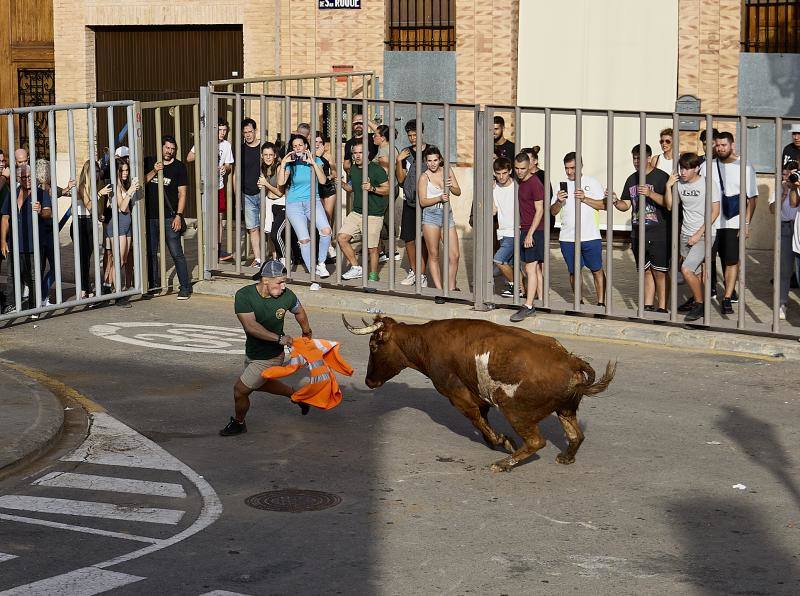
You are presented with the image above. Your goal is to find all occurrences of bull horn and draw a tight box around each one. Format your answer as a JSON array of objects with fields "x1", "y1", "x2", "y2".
[{"x1": 342, "y1": 314, "x2": 383, "y2": 335}]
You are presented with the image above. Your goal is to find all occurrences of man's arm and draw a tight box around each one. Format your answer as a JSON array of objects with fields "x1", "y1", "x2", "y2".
[
  {"x1": 529, "y1": 199, "x2": 544, "y2": 236},
  {"x1": 177, "y1": 185, "x2": 187, "y2": 215},
  {"x1": 186, "y1": 146, "x2": 196, "y2": 163},
  {"x1": 0, "y1": 214, "x2": 9, "y2": 257},
  {"x1": 237, "y1": 312, "x2": 287, "y2": 343},
  {"x1": 294, "y1": 306, "x2": 312, "y2": 337}
]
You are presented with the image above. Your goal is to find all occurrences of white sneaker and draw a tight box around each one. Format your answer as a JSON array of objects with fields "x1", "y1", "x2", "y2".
[
  {"x1": 22, "y1": 285, "x2": 29, "y2": 299},
  {"x1": 342, "y1": 265, "x2": 363, "y2": 280},
  {"x1": 279, "y1": 257, "x2": 285, "y2": 266},
  {"x1": 779, "y1": 304, "x2": 787, "y2": 320},
  {"x1": 420, "y1": 274, "x2": 428, "y2": 288},
  {"x1": 400, "y1": 270, "x2": 416, "y2": 285},
  {"x1": 315, "y1": 263, "x2": 330, "y2": 278},
  {"x1": 394, "y1": 251, "x2": 402, "y2": 261},
  {"x1": 378, "y1": 252, "x2": 389, "y2": 263},
  {"x1": 309, "y1": 282, "x2": 321, "y2": 291}
]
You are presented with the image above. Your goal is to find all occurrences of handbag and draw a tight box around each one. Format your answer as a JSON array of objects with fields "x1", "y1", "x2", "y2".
[{"x1": 715, "y1": 159, "x2": 740, "y2": 220}]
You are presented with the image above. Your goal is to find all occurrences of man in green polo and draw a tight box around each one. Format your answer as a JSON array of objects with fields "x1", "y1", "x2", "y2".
[{"x1": 220, "y1": 259, "x2": 313, "y2": 436}]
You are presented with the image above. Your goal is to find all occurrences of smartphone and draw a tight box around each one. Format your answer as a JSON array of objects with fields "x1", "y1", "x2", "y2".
[{"x1": 559, "y1": 182, "x2": 568, "y2": 194}]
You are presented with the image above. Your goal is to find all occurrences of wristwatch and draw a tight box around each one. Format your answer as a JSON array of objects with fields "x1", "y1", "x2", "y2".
[{"x1": 277, "y1": 334, "x2": 284, "y2": 344}]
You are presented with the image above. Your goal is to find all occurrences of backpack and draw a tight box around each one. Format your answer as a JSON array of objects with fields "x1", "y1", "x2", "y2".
[{"x1": 402, "y1": 148, "x2": 427, "y2": 207}]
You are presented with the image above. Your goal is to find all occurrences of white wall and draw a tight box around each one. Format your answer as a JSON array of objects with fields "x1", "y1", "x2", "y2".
[{"x1": 515, "y1": 0, "x2": 678, "y2": 229}]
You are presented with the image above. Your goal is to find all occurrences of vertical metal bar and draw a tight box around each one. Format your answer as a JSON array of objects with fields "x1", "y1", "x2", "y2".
[
  {"x1": 442, "y1": 103, "x2": 450, "y2": 298},
  {"x1": 283, "y1": 95, "x2": 293, "y2": 277},
  {"x1": 27, "y1": 112, "x2": 43, "y2": 309},
  {"x1": 605, "y1": 110, "x2": 614, "y2": 315},
  {"x1": 543, "y1": 108, "x2": 551, "y2": 309},
  {"x1": 360, "y1": 96, "x2": 368, "y2": 287},
  {"x1": 512, "y1": 106, "x2": 521, "y2": 306},
  {"x1": 414, "y1": 101, "x2": 423, "y2": 294},
  {"x1": 703, "y1": 114, "x2": 713, "y2": 325},
  {"x1": 737, "y1": 116, "x2": 747, "y2": 330},
  {"x1": 234, "y1": 95, "x2": 242, "y2": 274},
  {"x1": 574, "y1": 109, "x2": 583, "y2": 311},
  {"x1": 330, "y1": 76, "x2": 335, "y2": 99},
  {"x1": 106, "y1": 107, "x2": 121, "y2": 293},
  {"x1": 175, "y1": 105, "x2": 182, "y2": 160},
  {"x1": 669, "y1": 112, "x2": 680, "y2": 322},
  {"x1": 6, "y1": 115, "x2": 21, "y2": 310},
  {"x1": 334, "y1": 98, "x2": 343, "y2": 284},
  {"x1": 128, "y1": 103, "x2": 143, "y2": 293},
  {"x1": 47, "y1": 110, "x2": 62, "y2": 304},
  {"x1": 484, "y1": 107, "x2": 496, "y2": 307},
  {"x1": 773, "y1": 117, "x2": 783, "y2": 332},
  {"x1": 192, "y1": 102, "x2": 204, "y2": 280},
  {"x1": 388, "y1": 100, "x2": 397, "y2": 291},
  {"x1": 259, "y1": 95, "x2": 267, "y2": 266},
  {"x1": 87, "y1": 109, "x2": 102, "y2": 295},
  {"x1": 346, "y1": 78, "x2": 353, "y2": 140},
  {"x1": 66, "y1": 110, "x2": 81, "y2": 300},
  {"x1": 311, "y1": 96, "x2": 319, "y2": 282},
  {"x1": 472, "y1": 106, "x2": 481, "y2": 307},
  {"x1": 154, "y1": 108, "x2": 167, "y2": 291},
  {"x1": 637, "y1": 112, "x2": 647, "y2": 318}
]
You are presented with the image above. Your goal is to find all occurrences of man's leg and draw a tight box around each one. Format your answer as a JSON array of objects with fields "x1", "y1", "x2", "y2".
[
  {"x1": 496, "y1": 262, "x2": 514, "y2": 284},
  {"x1": 146, "y1": 219, "x2": 159, "y2": 290},
  {"x1": 723, "y1": 263, "x2": 739, "y2": 299},
  {"x1": 779, "y1": 222, "x2": 793, "y2": 306},
  {"x1": 368, "y1": 247, "x2": 380, "y2": 274},
  {"x1": 643, "y1": 268, "x2": 656, "y2": 306},
  {"x1": 592, "y1": 269, "x2": 606, "y2": 305},
  {"x1": 248, "y1": 228, "x2": 261, "y2": 263},
  {"x1": 338, "y1": 233, "x2": 358, "y2": 266},
  {"x1": 164, "y1": 222, "x2": 191, "y2": 292},
  {"x1": 524, "y1": 261, "x2": 538, "y2": 308},
  {"x1": 653, "y1": 270, "x2": 667, "y2": 309}
]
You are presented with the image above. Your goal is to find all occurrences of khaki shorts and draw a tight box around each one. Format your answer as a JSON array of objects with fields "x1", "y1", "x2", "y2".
[
  {"x1": 239, "y1": 354, "x2": 285, "y2": 390},
  {"x1": 339, "y1": 211, "x2": 384, "y2": 249}
]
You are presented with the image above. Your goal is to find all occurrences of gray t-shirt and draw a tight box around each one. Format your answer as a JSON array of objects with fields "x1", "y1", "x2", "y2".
[{"x1": 678, "y1": 176, "x2": 720, "y2": 236}]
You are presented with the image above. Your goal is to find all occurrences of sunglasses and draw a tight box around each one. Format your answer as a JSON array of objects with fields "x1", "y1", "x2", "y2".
[{"x1": 660, "y1": 139, "x2": 672, "y2": 145}]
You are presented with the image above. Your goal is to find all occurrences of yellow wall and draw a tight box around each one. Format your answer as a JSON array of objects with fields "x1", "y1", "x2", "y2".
[{"x1": 516, "y1": 0, "x2": 679, "y2": 229}]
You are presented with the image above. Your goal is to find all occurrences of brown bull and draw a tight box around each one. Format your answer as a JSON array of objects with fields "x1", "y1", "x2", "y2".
[{"x1": 343, "y1": 315, "x2": 616, "y2": 472}]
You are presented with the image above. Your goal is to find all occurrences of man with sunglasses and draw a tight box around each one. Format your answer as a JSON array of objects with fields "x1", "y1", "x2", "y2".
[{"x1": 220, "y1": 259, "x2": 313, "y2": 436}]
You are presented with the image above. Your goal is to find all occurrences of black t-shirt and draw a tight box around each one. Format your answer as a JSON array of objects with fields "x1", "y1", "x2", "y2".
[
  {"x1": 241, "y1": 143, "x2": 261, "y2": 195},
  {"x1": 344, "y1": 134, "x2": 378, "y2": 163},
  {"x1": 621, "y1": 168, "x2": 670, "y2": 238},
  {"x1": 494, "y1": 139, "x2": 515, "y2": 162},
  {"x1": 782, "y1": 143, "x2": 800, "y2": 168},
  {"x1": 144, "y1": 157, "x2": 188, "y2": 219}
]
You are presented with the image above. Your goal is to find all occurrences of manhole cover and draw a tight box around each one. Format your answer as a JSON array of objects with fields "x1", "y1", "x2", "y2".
[{"x1": 245, "y1": 489, "x2": 342, "y2": 513}]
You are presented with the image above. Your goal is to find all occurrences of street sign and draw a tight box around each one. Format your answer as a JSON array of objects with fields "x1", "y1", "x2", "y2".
[{"x1": 319, "y1": 0, "x2": 361, "y2": 8}]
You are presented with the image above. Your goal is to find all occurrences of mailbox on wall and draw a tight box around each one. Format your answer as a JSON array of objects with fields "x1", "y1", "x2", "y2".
[{"x1": 676, "y1": 95, "x2": 701, "y2": 131}]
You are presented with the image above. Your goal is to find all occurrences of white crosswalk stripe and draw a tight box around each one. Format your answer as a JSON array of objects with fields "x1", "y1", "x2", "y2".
[
  {"x1": 0, "y1": 553, "x2": 17, "y2": 563},
  {"x1": 32, "y1": 472, "x2": 187, "y2": 498},
  {"x1": 198, "y1": 591, "x2": 253, "y2": 596},
  {"x1": 0, "y1": 567, "x2": 144, "y2": 595},
  {"x1": 0, "y1": 495, "x2": 185, "y2": 525}
]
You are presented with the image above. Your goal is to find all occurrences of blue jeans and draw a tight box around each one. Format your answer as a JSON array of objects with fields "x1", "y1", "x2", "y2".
[
  {"x1": 285, "y1": 200, "x2": 331, "y2": 272},
  {"x1": 147, "y1": 219, "x2": 190, "y2": 292}
]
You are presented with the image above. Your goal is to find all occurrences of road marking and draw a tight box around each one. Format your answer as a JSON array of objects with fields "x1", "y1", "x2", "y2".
[
  {"x1": 0, "y1": 566, "x2": 144, "y2": 595},
  {"x1": 33, "y1": 472, "x2": 187, "y2": 498},
  {"x1": 198, "y1": 591, "x2": 253, "y2": 596},
  {"x1": 0, "y1": 553, "x2": 17, "y2": 563},
  {"x1": 89, "y1": 322, "x2": 246, "y2": 354},
  {"x1": 0, "y1": 496, "x2": 185, "y2": 525},
  {"x1": 0, "y1": 513, "x2": 158, "y2": 543}
]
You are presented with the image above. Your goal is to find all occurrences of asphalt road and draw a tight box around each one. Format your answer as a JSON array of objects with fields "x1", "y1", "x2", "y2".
[{"x1": 0, "y1": 293, "x2": 799, "y2": 595}]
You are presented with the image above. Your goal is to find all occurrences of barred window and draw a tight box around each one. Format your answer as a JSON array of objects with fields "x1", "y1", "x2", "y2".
[
  {"x1": 386, "y1": 0, "x2": 456, "y2": 51},
  {"x1": 741, "y1": 0, "x2": 799, "y2": 53}
]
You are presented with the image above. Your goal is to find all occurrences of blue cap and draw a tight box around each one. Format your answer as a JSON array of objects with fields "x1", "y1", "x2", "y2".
[{"x1": 252, "y1": 259, "x2": 287, "y2": 280}]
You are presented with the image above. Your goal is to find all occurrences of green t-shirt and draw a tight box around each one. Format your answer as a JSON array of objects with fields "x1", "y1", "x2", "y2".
[
  {"x1": 234, "y1": 285, "x2": 301, "y2": 360},
  {"x1": 350, "y1": 162, "x2": 389, "y2": 216}
]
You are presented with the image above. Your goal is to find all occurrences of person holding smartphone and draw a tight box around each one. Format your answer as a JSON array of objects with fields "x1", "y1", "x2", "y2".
[{"x1": 550, "y1": 152, "x2": 607, "y2": 306}]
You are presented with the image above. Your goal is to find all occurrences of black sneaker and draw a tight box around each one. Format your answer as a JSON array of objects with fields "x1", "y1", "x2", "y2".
[
  {"x1": 644, "y1": 304, "x2": 656, "y2": 312},
  {"x1": 711, "y1": 288, "x2": 718, "y2": 302},
  {"x1": 510, "y1": 305, "x2": 536, "y2": 322},
  {"x1": 501, "y1": 284, "x2": 514, "y2": 298},
  {"x1": 177, "y1": 289, "x2": 191, "y2": 300},
  {"x1": 685, "y1": 302, "x2": 704, "y2": 322},
  {"x1": 721, "y1": 298, "x2": 734, "y2": 315},
  {"x1": 677, "y1": 297, "x2": 696, "y2": 313},
  {"x1": 220, "y1": 417, "x2": 247, "y2": 436},
  {"x1": 434, "y1": 296, "x2": 446, "y2": 305},
  {"x1": 298, "y1": 402, "x2": 310, "y2": 416},
  {"x1": 730, "y1": 290, "x2": 739, "y2": 303},
  {"x1": 656, "y1": 307, "x2": 668, "y2": 314}
]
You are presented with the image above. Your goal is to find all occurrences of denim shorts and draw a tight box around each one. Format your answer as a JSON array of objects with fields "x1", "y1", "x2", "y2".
[
  {"x1": 244, "y1": 193, "x2": 261, "y2": 230},
  {"x1": 421, "y1": 204, "x2": 455, "y2": 228},
  {"x1": 493, "y1": 236, "x2": 515, "y2": 264}
]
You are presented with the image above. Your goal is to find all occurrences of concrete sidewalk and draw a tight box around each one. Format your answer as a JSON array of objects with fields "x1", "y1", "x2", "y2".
[
  {"x1": 195, "y1": 277, "x2": 800, "y2": 361},
  {"x1": 0, "y1": 364, "x2": 64, "y2": 473}
]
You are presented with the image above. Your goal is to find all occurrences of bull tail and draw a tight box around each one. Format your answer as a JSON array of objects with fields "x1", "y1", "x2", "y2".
[{"x1": 570, "y1": 359, "x2": 617, "y2": 400}]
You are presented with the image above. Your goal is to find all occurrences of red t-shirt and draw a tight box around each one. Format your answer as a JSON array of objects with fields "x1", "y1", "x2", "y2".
[{"x1": 519, "y1": 175, "x2": 545, "y2": 231}]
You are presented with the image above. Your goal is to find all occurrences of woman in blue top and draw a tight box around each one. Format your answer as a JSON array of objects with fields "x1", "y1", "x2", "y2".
[{"x1": 277, "y1": 134, "x2": 332, "y2": 279}]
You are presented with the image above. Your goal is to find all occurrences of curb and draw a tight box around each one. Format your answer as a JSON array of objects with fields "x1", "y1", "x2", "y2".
[
  {"x1": 0, "y1": 365, "x2": 65, "y2": 473},
  {"x1": 194, "y1": 278, "x2": 800, "y2": 361}
]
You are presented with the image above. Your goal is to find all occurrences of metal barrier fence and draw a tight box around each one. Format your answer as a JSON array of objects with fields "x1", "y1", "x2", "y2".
[
  {"x1": 0, "y1": 101, "x2": 143, "y2": 322},
  {"x1": 200, "y1": 88, "x2": 800, "y2": 339}
]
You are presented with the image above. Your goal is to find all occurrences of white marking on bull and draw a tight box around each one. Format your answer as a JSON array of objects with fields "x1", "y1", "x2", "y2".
[{"x1": 474, "y1": 352, "x2": 520, "y2": 406}]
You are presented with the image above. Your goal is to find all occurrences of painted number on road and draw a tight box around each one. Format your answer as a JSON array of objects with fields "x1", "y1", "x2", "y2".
[{"x1": 90, "y1": 322, "x2": 246, "y2": 354}]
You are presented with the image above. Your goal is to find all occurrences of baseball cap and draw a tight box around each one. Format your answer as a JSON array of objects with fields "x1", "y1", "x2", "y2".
[
  {"x1": 251, "y1": 259, "x2": 287, "y2": 280},
  {"x1": 115, "y1": 146, "x2": 130, "y2": 158},
  {"x1": 790, "y1": 124, "x2": 800, "y2": 134}
]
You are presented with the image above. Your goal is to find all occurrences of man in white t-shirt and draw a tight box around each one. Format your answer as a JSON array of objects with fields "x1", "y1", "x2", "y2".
[
  {"x1": 666, "y1": 152, "x2": 720, "y2": 322},
  {"x1": 700, "y1": 132, "x2": 758, "y2": 315},
  {"x1": 187, "y1": 118, "x2": 234, "y2": 261},
  {"x1": 491, "y1": 157, "x2": 519, "y2": 298},
  {"x1": 550, "y1": 152, "x2": 606, "y2": 306},
  {"x1": 769, "y1": 160, "x2": 800, "y2": 320}
]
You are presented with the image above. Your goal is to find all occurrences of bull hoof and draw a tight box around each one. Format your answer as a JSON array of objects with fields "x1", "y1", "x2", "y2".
[
  {"x1": 556, "y1": 453, "x2": 575, "y2": 465},
  {"x1": 490, "y1": 457, "x2": 517, "y2": 473}
]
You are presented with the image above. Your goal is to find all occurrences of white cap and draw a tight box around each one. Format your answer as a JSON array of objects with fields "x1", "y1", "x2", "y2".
[
  {"x1": 114, "y1": 146, "x2": 130, "y2": 158},
  {"x1": 790, "y1": 124, "x2": 800, "y2": 134}
]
